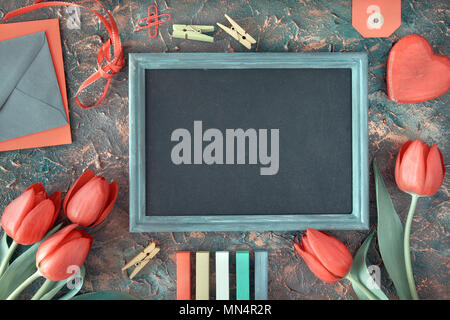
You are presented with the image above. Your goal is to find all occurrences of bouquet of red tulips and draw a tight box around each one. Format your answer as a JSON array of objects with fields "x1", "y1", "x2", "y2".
[
  {"x1": 294, "y1": 139, "x2": 445, "y2": 300},
  {"x1": 0, "y1": 170, "x2": 122, "y2": 300}
]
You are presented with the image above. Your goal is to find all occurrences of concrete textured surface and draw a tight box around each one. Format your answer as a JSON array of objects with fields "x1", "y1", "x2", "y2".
[{"x1": 0, "y1": 0, "x2": 448, "y2": 300}]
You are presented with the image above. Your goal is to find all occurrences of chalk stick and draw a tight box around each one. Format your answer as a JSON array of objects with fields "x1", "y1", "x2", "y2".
[
  {"x1": 196, "y1": 251, "x2": 209, "y2": 300},
  {"x1": 254, "y1": 251, "x2": 268, "y2": 300},
  {"x1": 215, "y1": 251, "x2": 229, "y2": 300},
  {"x1": 236, "y1": 251, "x2": 250, "y2": 300},
  {"x1": 176, "y1": 251, "x2": 191, "y2": 300}
]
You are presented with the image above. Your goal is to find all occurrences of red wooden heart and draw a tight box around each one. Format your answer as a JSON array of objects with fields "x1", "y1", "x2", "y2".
[{"x1": 387, "y1": 34, "x2": 450, "y2": 103}]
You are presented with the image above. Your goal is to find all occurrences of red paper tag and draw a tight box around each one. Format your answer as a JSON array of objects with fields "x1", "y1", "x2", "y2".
[{"x1": 352, "y1": 0, "x2": 401, "y2": 38}]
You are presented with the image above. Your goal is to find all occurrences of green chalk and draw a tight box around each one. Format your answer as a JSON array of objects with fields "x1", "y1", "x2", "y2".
[{"x1": 236, "y1": 251, "x2": 250, "y2": 300}]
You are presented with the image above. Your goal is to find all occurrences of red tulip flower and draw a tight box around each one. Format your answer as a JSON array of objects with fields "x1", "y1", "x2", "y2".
[
  {"x1": 395, "y1": 139, "x2": 445, "y2": 197},
  {"x1": 63, "y1": 170, "x2": 118, "y2": 227},
  {"x1": 36, "y1": 224, "x2": 93, "y2": 281},
  {"x1": 1, "y1": 183, "x2": 61, "y2": 245},
  {"x1": 294, "y1": 228, "x2": 353, "y2": 283},
  {"x1": 395, "y1": 139, "x2": 445, "y2": 300}
]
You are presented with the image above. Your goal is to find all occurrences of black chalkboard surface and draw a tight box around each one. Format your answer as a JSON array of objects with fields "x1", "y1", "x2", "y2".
[{"x1": 144, "y1": 68, "x2": 353, "y2": 216}]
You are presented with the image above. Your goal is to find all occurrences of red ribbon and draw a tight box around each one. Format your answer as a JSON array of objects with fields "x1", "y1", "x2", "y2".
[{"x1": 2, "y1": 0, "x2": 125, "y2": 109}]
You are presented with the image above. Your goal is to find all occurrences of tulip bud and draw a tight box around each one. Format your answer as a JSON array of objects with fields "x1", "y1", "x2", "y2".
[
  {"x1": 294, "y1": 228, "x2": 353, "y2": 283},
  {"x1": 63, "y1": 170, "x2": 118, "y2": 227},
  {"x1": 1, "y1": 183, "x2": 61, "y2": 245},
  {"x1": 395, "y1": 139, "x2": 445, "y2": 197},
  {"x1": 36, "y1": 224, "x2": 93, "y2": 281}
]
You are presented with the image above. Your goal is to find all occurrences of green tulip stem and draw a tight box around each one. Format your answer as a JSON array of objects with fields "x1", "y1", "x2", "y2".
[
  {"x1": 6, "y1": 270, "x2": 41, "y2": 300},
  {"x1": 345, "y1": 273, "x2": 378, "y2": 300},
  {"x1": 0, "y1": 239, "x2": 18, "y2": 279},
  {"x1": 404, "y1": 194, "x2": 420, "y2": 300},
  {"x1": 31, "y1": 278, "x2": 53, "y2": 300}
]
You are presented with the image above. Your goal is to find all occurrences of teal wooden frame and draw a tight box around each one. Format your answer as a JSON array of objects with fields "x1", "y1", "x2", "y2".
[{"x1": 129, "y1": 53, "x2": 368, "y2": 232}]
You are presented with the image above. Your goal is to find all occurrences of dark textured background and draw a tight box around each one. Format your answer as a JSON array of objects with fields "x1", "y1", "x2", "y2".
[{"x1": 0, "y1": 0, "x2": 448, "y2": 300}]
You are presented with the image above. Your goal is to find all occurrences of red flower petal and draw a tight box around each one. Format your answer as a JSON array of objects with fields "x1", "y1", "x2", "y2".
[
  {"x1": 36, "y1": 224, "x2": 79, "y2": 265},
  {"x1": 66, "y1": 177, "x2": 110, "y2": 227},
  {"x1": 33, "y1": 191, "x2": 47, "y2": 206},
  {"x1": 48, "y1": 191, "x2": 62, "y2": 227},
  {"x1": 91, "y1": 181, "x2": 118, "y2": 227},
  {"x1": 14, "y1": 199, "x2": 55, "y2": 245},
  {"x1": 397, "y1": 140, "x2": 413, "y2": 165},
  {"x1": 300, "y1": 233, "x2": 315, "y2": 256},
  {"x1": 396, "y1": 139, "x2": 428, "y2": 195},
  {"x1": 26, "y1": 182, "x2": 48, "y2": 206},
  {"x1": 57, "y1": 229, "x2": 86, "y2": 247},
  {"x1": 26, "y1": 182, "x2": 46, "y2": 196},
  {"x1": 294, "y1": 242, "x2": 341, "y2": 283},
  {"x1": 1, "y1": 188, "x2": 36, "y2": 237},
  {"x1": 306, "y1": 229, "x2": 353, "y2": 278},
  {"x1": 38, "y1": 235, "x2": 93, "y2": 281},
  {"x1": 395, "y1": 140, "x2": 413, "y2": 191},
  {"x1": 422, "y1": 145, "x2": 445, "y2": 196},
  {"x1": 63, "y1": 170, "x2": 95, "y2": 214}
]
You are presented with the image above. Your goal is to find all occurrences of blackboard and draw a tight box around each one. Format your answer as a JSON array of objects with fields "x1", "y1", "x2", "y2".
[
  {"x1": 145, "y1": 68, "x2": 352, "y2": 216},
  {"x1": 129, "y1": 53, "x2": 368, "y2": 231}
]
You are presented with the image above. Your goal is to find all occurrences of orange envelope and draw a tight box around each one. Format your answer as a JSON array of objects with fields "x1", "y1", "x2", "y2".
[{"x1": 0, "y1": 19, "x2": 71, "y2": 152}]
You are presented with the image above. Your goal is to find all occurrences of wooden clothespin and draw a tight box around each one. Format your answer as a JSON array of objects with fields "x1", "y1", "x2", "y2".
[
  {"x1": 122, "y1": 242, "x2": 160, "y2": 279},
  {"x1": 217, "y1": 14, "x2": 256, "y2": 49},
  {"x1": 172, "y1": 24, "x2": 215, "y2": 43}
]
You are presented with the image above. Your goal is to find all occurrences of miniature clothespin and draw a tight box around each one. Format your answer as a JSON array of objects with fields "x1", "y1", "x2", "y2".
[
  {"x1": 172, "y1": 25, "x2": 215, "y2": 43},
  {"x1": 217, "y1": 14, "x2": 256, "y2": 49},
  {"x1": 122, "y1": 242, "x2": 160, "y2": 279}
]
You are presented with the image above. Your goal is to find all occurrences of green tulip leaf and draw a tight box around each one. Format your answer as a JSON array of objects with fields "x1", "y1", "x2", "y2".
[
  {"x1": 40, "y1": 265, "x2": 86, "y2": 300},
  {"x1": 0, "y1": 223, "x2": 62, "y2": 299},
  {"x1": 348, "y1": 232, "x2": 388, "y2": 300},
  {"x1": 71, "y1": 291, "x2": 139, "y2": 300},
  {"x1": 0, "y1": 232, "x2": 10, "y2": 262},
  {"x1": 374, "y1": 159, "x2": 412, "y2": 300},
  {"x1": 35, "y1": 280, "x2": 63, "y2": 300}
]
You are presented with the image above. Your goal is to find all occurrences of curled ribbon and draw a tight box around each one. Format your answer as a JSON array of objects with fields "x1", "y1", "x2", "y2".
[{"x1": 2, "y1": 0, "x2": 125, "y2": 109}]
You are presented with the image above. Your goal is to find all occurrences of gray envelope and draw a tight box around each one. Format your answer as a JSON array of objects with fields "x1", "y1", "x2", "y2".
[{"x1": 0, "y1": 31, "x2": 68, "y2": 142}]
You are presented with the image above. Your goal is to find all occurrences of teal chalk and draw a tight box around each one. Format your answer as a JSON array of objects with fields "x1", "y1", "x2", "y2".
[
  {"x1": 254, "y1": 251, "x2": 268, "y2": 300},
  {"x1": 236, "y1": 251, "x2": 250, "y2": 300}
]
